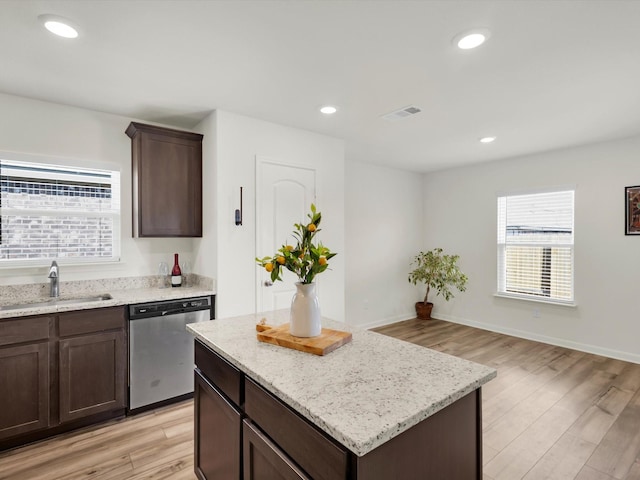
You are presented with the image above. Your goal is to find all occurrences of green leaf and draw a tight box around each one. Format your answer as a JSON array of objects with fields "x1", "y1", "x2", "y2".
[
  {"x1": 256, "y1": 203, "x2": 337, "y2": 283},
  {"x1": 407, "y1": 247, "x2": 468, "y2": 303}
]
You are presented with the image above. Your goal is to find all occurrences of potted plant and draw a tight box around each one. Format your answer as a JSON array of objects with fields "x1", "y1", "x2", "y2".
[
  {"x1": 408, "y1": 248, "x2": 468, "y2": 320},
  {"x1": 256, "y1": 204, "x2": 337, "y2": 337}
]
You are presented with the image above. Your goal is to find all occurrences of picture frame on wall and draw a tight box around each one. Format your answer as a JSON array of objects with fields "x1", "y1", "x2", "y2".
[{"x1": 625, "y1": 185, "x2": 640, "y2": 235}]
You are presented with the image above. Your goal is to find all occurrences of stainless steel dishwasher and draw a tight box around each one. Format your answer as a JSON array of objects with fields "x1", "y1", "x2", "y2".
[{"x1": 128, "y1": 296, "x2": 212, "y2": 413}]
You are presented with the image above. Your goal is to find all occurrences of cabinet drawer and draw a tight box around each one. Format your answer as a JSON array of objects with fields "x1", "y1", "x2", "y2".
[
  {"x1": 0, "y1": 316, "x2": 50, "y2": 346},
  {"x1": 245, "y1": 378, "x2": 349, "y2": 480},
  {"x1": 58, "y1": 307, "x2": 125, "y2": 337},
  {"x1": 195, "y1": 340, "x2": 243, "y2": 406}
]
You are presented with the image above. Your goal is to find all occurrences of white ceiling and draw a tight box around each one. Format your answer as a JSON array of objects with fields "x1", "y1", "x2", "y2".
[{"x1": 2, "y1": 1, "x2": 640, "y2": 173}]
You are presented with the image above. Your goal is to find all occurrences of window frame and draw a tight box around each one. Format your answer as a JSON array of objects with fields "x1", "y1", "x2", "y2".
[
  {"x1": 496, "y1": 186, "x2": 576, "y2": 307},
  {"x1": 0, "y1": 152, "x2": 121, "y2": 268}
]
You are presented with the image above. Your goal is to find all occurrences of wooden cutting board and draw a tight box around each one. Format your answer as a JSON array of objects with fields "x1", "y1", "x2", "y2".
[{"x1": 256, "y1": 323, "x2": 352, "y2": 356}]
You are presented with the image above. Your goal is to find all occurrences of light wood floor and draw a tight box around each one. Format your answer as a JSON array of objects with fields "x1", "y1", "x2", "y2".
[
  {"x1": 1, "y1": 319, "x2": 639, "y2": 480},
  {"x1": 0, "y1": 401, "x2": 196, "y2": 480},
  {"x1": 374, "y1": 319, "x2": 640, "y2": 480}
]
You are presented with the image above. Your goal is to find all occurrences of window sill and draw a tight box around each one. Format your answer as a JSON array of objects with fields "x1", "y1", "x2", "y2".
[
  {"x1": 494, "y1": 292, "x2": 577, "y2": 307},
  {"x1": 0, "y1": 258, "x2": 122, "y2": 271}
]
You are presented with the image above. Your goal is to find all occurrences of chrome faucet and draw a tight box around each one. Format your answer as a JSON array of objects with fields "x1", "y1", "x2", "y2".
[{"x1": 48, "y1": 261, "x2": 59, "y2": 298}]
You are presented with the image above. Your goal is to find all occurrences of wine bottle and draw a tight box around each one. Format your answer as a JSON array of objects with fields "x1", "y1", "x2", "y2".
[{"x1": 171, "y1": 253, "x2": 182, "y2": 287}]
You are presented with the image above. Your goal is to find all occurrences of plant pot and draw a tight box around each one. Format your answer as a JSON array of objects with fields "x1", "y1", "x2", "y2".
[
  {"x1": 415, "y1": 302, "x2": 434, "y2": 320},
  {"x1": 290, "y1": 282, "x2": 321, "y2": 337}
]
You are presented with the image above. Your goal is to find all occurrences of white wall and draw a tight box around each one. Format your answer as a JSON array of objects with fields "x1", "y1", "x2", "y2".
[
  {"x1": 423, "y1": 135, "x2": 640, "y2": 363},
  {"x1": 193, "y1": 111, "x2": 217, "y2": 285},
  {"x1": 345, "y1": 160, "x2": 424, "y2": 328},
  {"x1": 196, "y1": 110, "x2": 345, "y2": 320},
  {"x1": 0, "y1": 93, "x2": 195, "y2": 285}
]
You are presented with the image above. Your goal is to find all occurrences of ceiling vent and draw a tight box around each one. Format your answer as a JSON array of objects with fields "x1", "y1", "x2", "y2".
[{"x1": 381, "y1": 105, "x2": 422, "y2": 122}]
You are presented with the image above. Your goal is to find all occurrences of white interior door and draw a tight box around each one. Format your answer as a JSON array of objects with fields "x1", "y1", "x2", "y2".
[{"x1": 256, "y1": 158, "x2": 316, "y2": 313}]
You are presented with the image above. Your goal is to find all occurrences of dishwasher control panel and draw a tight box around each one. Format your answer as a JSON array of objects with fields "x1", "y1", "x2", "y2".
[{"x1": 129, "y1": 296, "x2": 212, "y2": 320}]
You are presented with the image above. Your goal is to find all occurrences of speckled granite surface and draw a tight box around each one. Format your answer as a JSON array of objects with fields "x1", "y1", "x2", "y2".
[
  {"x1": 187, "y1": 310, "x2": 497, "y2": 457},
  {"x1": 0, "y1": 274, "x2": 215, "y2": 318}
]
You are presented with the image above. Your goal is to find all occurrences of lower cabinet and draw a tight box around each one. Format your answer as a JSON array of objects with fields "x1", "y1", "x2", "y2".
[
  {"x1": 243, "y1": 420, "x2": 310, "y2": 480},
  {"x1": 58, "y1": 307, "x2": 127, "y2": 425},
  {"x1": 194, "y1": 339, "x2": 484, "y2": 480},
  {"x1": 0, "y1": 307, "x2": 127, "y2": 450},
  {"x1": 244, "y1": 378, "x2": 349, "y2": 480},
  {"x1": 194, "y1": 340, "x2": 348, "y2": 480},
  {"x1": 59, "y1": 330, "x2": 126, "y2": 423},
  {"x1": 0, "y1": 342, "x2": 50, "y2": 439},
  {"x1": 194, "y1": 370, "x2": 242, "y2": 480}
]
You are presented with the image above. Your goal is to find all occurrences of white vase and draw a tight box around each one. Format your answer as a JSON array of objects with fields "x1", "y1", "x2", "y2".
[{"x1": 290, "y1": 282, "x2": 321, "y2": 337}]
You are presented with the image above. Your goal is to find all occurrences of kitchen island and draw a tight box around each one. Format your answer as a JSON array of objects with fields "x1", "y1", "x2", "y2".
[{"x1": 187, "y1": 310, "x2": 496, "y2": 480}]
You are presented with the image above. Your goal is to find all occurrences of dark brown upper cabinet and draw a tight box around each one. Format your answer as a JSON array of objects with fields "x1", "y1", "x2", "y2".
[{"x1": 126, "y1": 122, "x2": 203, "y2": 237}]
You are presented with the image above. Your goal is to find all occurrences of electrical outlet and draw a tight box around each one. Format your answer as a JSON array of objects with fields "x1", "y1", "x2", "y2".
[{"x1": 533, "y1": 308, "x2": 540, "y2": 318}]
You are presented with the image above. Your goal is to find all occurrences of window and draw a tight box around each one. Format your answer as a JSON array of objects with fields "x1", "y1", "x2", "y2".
[
  {"x1": 0, "y1": 158, "x2": 120, "y2": 265},
  {"x1": 497, "y1": 189, "x2": 574, "y2": 304}
]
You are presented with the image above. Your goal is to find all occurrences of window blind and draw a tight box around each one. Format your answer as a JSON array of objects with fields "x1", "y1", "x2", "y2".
[
  {"x1": 497, "y1": 189, "x2": 574, "y2": 303},
  {"x1": 0, "y1": 159, "x2": 121, "y2": 265}
]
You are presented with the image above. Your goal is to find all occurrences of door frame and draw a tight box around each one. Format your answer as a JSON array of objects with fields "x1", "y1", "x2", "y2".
[{"x1": 255, "y1": 156, "x2": 317, "y2": 313}]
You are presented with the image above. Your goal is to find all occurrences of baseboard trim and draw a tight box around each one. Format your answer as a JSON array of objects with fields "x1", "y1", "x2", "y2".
[
  {"x1": 435, "y1": 313, "x2": 640, "y2": 365},
  {"x1": 359, "y1": 313, "x2": 415, "y2": 330}
]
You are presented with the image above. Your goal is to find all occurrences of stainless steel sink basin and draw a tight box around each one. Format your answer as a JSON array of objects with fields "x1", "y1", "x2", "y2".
[
  {"x1": 0, "y1": 294, "x2": 113, "y2": 311},
  {"x1": 54, "y1": 295, "x2": 113, "y2": 306}
]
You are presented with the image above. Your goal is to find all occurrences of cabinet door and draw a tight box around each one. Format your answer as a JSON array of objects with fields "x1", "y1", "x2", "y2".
[
  {"x1": 59, "y1": 331, "x2": 126, "y2": 423},
  {"x1": 245, "y1": 378, "x2": 348, "y2": 480},
  {"x1": 194, "y1": 370, "x2": 242, "y2": 480},
  {"x1": 0, "y1": 342, "x2": 50, "y2": 440},
  {"x1": 127, "y1": 122, "x2": 203, "y2": 238},
  {"x1": 243, "y1": 420, "x2": 310, "y2": 480}
]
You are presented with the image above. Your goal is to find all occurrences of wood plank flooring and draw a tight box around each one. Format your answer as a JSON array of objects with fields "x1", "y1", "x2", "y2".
[
  {"x1": 374, "y1": 319, "x2": 640, "y2": 480},
  {"x1": 0, "y1": 401, "x2": 196, "y2": 480},
  {"x1": 1, "y1": 318, "x2": 639, "y2": 479}
]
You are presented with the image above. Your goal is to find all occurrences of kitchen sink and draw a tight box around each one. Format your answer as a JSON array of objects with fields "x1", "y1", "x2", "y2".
[
  {"x1": 54, "y1": 294, "x2": 113, "y2": 306},
  {"x1": 0, "y1": 294, "x2": 113, "y2": 311}
]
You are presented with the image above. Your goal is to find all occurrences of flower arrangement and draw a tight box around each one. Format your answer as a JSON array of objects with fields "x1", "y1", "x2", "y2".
[{"x1": 256, "y1": 204, "x2": 336, "y2": 285}]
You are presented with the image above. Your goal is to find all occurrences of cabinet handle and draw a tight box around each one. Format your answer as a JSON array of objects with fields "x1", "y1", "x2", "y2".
[{"x1": 264, "y1": 281, "x2": 273, "y2": 287}]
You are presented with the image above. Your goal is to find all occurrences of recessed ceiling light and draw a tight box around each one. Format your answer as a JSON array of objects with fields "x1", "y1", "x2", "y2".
[
  {"x1": 480, "y1": 136, "x2": 496, "y2": 144},
  {"x1": 453, "y1": 28, "x2": 491, "y2": 50},
  {"x1": 39, "y1": 14, "x2": 79, "y2": 39},
  {"x1": 320, "y1": 106, "x2": 337, "y2": 115}
]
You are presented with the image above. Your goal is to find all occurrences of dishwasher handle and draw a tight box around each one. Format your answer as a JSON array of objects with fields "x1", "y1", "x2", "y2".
[{"x1": 161, "y1": 308, "x2": 187, "y2": 316}]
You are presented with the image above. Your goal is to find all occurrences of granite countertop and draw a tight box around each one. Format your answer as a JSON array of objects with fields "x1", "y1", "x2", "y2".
[
  {"x1": 187, "y1": 310, "x2": 497, "y2": 457},
  {"x1": 0, "y1": 285, "x2": 215, "y2": 319}
]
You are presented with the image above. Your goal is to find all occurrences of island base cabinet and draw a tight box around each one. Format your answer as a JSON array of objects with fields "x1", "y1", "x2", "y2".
[
  {"x1": 243, "y1": 420, "x2": 310, "y2": 480},
  {"x1": 193, "y1": 339, "x2": 485, "y2": 480},
  {"x1": 244, "y1": 378, "x2": 349, "y2": 480},
  {"x1": 355, "y1": 389, "x2": 482, "y2": 480},
  {"x1": 195, "y1": 370, "x2": 242, "y2": 480}
]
